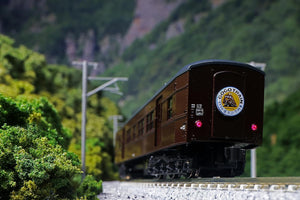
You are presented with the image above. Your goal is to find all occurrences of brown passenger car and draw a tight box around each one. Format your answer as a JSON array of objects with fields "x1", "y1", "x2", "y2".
[{"x1": 115, "y1": 60, "x2": 265, "y2": 179}]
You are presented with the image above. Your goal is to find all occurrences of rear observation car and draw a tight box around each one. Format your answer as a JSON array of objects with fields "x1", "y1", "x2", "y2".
[{"x1": 115, "y1": 60, "x2": 265, "y2": 179}]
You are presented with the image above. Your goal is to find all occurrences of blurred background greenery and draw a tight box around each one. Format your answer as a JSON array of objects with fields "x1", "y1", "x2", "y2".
[{"x1": 0, "y1": 1, "x2": 299, "y2": 197}]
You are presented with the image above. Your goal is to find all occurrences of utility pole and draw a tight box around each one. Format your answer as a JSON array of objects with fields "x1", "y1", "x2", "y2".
[
  {"x1": 109, "y1": 115, "x2": 123, "y2": 147},
  {"x1": 248, "y1": 61, "x2": 266, "y2": 178},
  {"x1": 72, "y1": 60, "x2": 128, "y2": 180},
  {"x1": 251, "y1": 149, "x2": 257, "y2": 178}
]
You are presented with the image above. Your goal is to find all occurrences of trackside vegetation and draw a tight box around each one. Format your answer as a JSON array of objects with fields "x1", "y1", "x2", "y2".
[
  {"x1": 0, "y1": 95, "x2": 102, "y2": 199},
  {"x1": 0, "y1": 34, "x2": 118, "y2": 199}
]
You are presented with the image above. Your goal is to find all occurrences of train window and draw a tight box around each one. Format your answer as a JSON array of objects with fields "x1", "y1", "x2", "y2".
[
  {"x1": 132, "y1": 125, "x2": 136, "y2": 140},
  {"x1": 167, "y1": 97, "x2": 173, "y2": 119},
  {"x1": 146, "y1": 111, "x2": 154, "y2": 131},
  {"x1": 138, "y1": 119, "x2": 144, "y2": 136},
  {"x1": 126, "y1": 128, "x2": 131, "y2": 143}
]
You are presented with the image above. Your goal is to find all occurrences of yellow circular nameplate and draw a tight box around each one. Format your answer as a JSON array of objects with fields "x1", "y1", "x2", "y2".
[{"x1": 216, "y1": 86, "x2": 244, "y2": 116}]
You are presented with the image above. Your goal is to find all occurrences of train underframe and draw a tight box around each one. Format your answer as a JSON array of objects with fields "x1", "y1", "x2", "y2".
[{"x1": 118, "y1": 142, "x2": 246, "y2": 179}]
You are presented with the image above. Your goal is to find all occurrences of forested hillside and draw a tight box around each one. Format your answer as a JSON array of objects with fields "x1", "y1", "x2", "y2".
[
  {"x1": 0, "y1": 0, "x2": 135, "y2": 65},
  {"x1": 258, "y1": 88, "x2": 300, "y2": 176},
  {"x1": 104, "y1": 0, "x2": 300, "y2": 117}
]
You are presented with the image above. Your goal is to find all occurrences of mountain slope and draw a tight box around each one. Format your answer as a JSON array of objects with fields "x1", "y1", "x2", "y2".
[
  {"x1": 104, "y1": 0, "x2": 300, "y2": 117},
  {"x1": 0, "y1": 0, "x2": 135, "y2": 65}
]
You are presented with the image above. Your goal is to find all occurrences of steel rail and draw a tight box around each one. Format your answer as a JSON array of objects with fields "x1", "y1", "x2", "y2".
[{"x1": 128, "y1": 177, "x2": 300, "y2": 192}]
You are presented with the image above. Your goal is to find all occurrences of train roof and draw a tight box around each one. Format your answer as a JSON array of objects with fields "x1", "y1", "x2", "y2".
[
  {"x1": 175, "y1": 59, "x2": 265, "y2": 78},
  {"x1": 123, "y1": 59, "x2": 265, "y2": 125}
]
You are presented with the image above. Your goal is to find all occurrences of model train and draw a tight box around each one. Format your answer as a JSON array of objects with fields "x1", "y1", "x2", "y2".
[{"x1": 115, "y1": 60, "x2": 265, "y2": 179}]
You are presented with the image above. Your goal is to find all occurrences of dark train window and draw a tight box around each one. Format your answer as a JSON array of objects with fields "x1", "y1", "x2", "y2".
[
  {"x1": 167, "y1": 97, "x2": 173, "y2": 119},
  {"x1": 126, "y1": 128, "x2": 131, "y2": 143},
  {"x1": 146, "y1": 111, "x2": 154, "y2": 131},
  {"x1": 132, "y1": 125, "x2": 136, "y2": 140},
  {"x1": 138, "y1": 119, "x2": 144, "y2": 136}
]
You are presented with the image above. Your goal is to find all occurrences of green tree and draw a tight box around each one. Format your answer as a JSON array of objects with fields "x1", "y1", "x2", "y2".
[
  {"x1": 0, "y1": 34, "x2": 120, "y2": 181},
  {"x1": 0, "y1": 94, "x2": 104, "y2": 199},
  {"x1": 0, "y1": 95, "x2": 80, "y2": 199}
]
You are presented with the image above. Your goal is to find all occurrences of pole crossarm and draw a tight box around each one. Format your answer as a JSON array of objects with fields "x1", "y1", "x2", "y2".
[
  {"x1": 103, "y1": 83, "x2": 123, "y2": 95},
  {"x1": 87, "y1": 77, "x2": 128, "y2": 97},
  {"x1": 73, "y1": 61, "x2": 98, "y2": 68},
  {"x1": 248, "y1": 61, "x2": 266, "y2": 71},
  {"x1": 88, "y1": 77, "x2": 128, "y2": 81}
]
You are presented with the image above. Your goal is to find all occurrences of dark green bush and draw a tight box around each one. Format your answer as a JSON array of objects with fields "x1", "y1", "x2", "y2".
[
  {"x1": 0, "y1": 95, "x2": 28, "y2": 127},
  {"x1": 0, "y1": 124, "x2": 82, "y2": 199},
  {"x1": 0, "y1": 95, "x2": 81, "y2": 199},
  {"x1": 17, "y1": 97, "x2": 72, "y2": 149},
  {"x1": 0, "y1": 94, "x2": 104, "y2": 199}
]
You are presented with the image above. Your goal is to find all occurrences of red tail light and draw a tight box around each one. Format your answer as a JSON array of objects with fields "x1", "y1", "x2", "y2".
[
  {"x1": 251, "y1": 124, "x2": 258, "y2": 131},
  {"x1": 195, "y1": 120, "x2": 203, "y2": 128}
]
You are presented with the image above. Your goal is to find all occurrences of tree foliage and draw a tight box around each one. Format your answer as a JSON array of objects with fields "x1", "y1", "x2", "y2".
[
  {"x1": 0, "y1": 94, "x2": 104, "y2": 199},
  {"x1": 0, "y1": 34, "x2": 119, "y2": 198},
  {"x1": 257, "y1": 89, "x2": 300, "y2": 176},
  {"x1": 0, "y1": 34, "x2": 119, "y2": 181},
  {"x1": 0, "y1": 95, "x2": 81, "y2": 199},
  {"x1": 77, "y1": 175, "x2": 103, "y2": 200}
]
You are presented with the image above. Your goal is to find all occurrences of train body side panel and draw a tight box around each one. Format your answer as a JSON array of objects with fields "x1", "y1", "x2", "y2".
[
  {"x1": 160, "y1": 72, "x2": 189, "y2": 147},
  {"x1": 173, "y1": 78, "x2": 189, "y2": 144},
  {"x1": 115, "y1": 72, "x2": 189, "y2": 164}
]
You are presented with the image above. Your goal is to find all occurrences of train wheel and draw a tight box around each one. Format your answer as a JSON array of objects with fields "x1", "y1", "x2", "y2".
[
  {"x1": 154, "y1": 174, "x2": 163, "y2": 180},
  {"x1": 194, "y1": 169, "x2": 200, "y2": 178},
  {"x1": 168, "y1": 174, "x2": 180, "y2": 179},
  {"x1": 181, "y1": 160, "x2": 193, "y2": 178},
  {"x1": 184, "y1": 170, "x2": 195, "y2": 179}
]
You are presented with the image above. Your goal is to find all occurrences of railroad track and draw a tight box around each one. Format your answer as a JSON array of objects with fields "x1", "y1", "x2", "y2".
[
  {"x1": 136, "y1": 177, "x2": 300, "y2": 192},
  {"x1": 98, "y1": 177, "x2": 300, "y2": 200}
]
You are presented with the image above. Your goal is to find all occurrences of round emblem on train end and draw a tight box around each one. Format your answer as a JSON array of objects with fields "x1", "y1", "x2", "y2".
[{"x1": 216, "y1": 86, "x2": 244, "y2": 116}]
